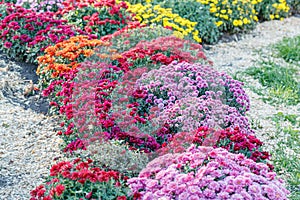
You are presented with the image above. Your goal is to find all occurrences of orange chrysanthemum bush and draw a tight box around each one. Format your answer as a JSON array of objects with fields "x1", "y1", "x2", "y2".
[{"x1": 37, "y1": 35, "x2": 118, "y2": 108}]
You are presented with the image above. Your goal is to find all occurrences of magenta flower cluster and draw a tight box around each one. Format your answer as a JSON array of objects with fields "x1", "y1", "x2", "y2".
[
  {"x1": 128, "y1": 146, "x2": 290, "y2": 200},
  {"x1": 0, "y1": 3, "x2": 95, "y2": 63}
]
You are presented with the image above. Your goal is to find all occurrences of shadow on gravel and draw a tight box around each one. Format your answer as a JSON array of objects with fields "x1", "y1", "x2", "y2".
[
  {"x1": 0, "y1": 53, "x2": 49, "y2": 114},
  {"x1": 0, "y1": 175, "x2": 14, "y2": 188}
]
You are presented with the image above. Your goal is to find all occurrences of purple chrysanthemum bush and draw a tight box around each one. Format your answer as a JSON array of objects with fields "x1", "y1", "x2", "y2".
[
  {"x1": 128, "y1": 146, "x2": 290, "y2": 200},
  {"x1": 133, "y1": 61, "x2": 252, "y2": 135},
  {"x1": 136, "y1": 61, "x2": 250, "y2": 114}
]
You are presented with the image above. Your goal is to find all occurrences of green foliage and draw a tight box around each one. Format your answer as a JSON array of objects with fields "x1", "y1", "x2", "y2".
[
  {"x1": 274, "y1": 35, "x2": 300, "y2": 63},
  {"x1": 287, "y1": 0, "x2": 300, "y2": 14},
  {"x1": 272, "y1": 112, "x2": 300, "y2": 126},
  {"x1": 270, "y1": 113, "x2": 300, "y2": 200},
  {"x1": 245, "y1": 61, "x2": 300, "y2": 105},
  {"x1": 81, "y1": 140, "x2": 149, "y2": 177},
  {"x1": 107, "y1": 25, "x2": 174, "y2": 52}
]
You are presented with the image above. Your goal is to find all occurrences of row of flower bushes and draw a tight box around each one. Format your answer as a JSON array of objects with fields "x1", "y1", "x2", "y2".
[
  {"x1": 31, "y1": 26, "x2": 290, "y2": 200},
  {"x1": 0, "y1": 0, "x2": 133, "y2": 63},
  {"x1": 0, "y1": 0, "x2": 294, "y2": 199},
  {"x1": 124, "y1": 0, "x2": 291, "y2": 43},
  {"x1": 0, "y1": 0, "x2": 296, "y2": 65}
]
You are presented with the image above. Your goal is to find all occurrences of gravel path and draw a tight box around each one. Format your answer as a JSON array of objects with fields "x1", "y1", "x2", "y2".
[
  {"x1": 0, "y1": 56, "x2": 63, "y2": 199},
  {"x1": 0, "y1": 16, "x2": 299, "y2": 199},
  {"x1": 205, "y1": 16, "x2": 300, "y2": 153}
]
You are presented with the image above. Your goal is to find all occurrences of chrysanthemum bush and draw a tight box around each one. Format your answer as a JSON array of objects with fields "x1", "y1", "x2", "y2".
[
  {"x1": 57, "y1": 0, "x2": 133, "y2": 38},
  {"x1": 195, "y1": 0, "x2": 258, "y2": 31},
  {"x1": 158, "y1": 126, "x2": 272, "y2": 166},
  {"x1": 255, "y1": 0, "x2": 290, "y2": 20},
  {"x1": 124, "y1": 1, "x2": 202, "y2": 42},
  {"x1": 132, "y1": 61, "x2": 252, "y2": 134},
  {"x1": 159, "y1": 0, "x2": 221, "y2": 44},
  {"x1": 115, "y1": 36, "x2": 208, "y2": 72},
  {"x1": 137, "y1": 61, "x2": 249, "y2": 113},
  {"x1": 0, "y1": 3, "x2": 95, "y2": 63},
  {"x1": 128, "y1": 145, "x2": 289, "y2": 199},
  {"x1": 37, "y1": 35, "x2": 112, "y2": 105},
  {"x1": 30, "y1": 157, "x2": 130, "y2": 200},
  {"x1": 52, "y1": 62, "x2": 155, "y2": 151},
  {"x1": 56, "y1": 61, "x2": 123, "y2": 146}
]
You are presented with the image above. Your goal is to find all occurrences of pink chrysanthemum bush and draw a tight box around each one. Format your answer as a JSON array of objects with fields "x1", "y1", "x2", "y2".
[
  {"x1": 136, "y1": 61, "x2": 249, "y2": 114},
  {"x1": 128, "y1": 146, "x2": 290, "y2": 200}
]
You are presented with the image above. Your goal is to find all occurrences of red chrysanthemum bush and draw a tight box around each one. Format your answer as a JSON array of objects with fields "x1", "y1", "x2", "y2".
[
  {"x1": 157, "y1": 126, "x2": 272, "y2": 167},
  {"x1": 116, "y1": 36, "x2": 209, "y2": 72},
  {"x1": 57, "y1": 61, "x2": 123, "y2": 145},
  {"x1": 0, "y1": 3, "x2": 95, "y2": 63},
  {"x1": 30, "y1": 157, "x2": 130, "y2": 200},
  {"x1": 54, "y1": 61, "x2": 161, "y2": 152},
  {"x1": 128, "y1": 146, "x2": 289, "y2": 200},
  {"x1": 56, "y1": 0, "x2": 133, "y2": 38}
]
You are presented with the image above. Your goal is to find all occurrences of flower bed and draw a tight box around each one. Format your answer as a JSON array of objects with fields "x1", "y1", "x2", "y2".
[{"x1": 0, "y1": 0, "x2": 295, "y2": 199}]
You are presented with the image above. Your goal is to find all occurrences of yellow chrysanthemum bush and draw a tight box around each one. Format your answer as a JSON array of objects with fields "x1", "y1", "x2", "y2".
[
  {"x1": 158, "y1": 0, "x2": 221, "y2": 44},
  {"x1": 121, "y1": 1, "x2": 202, "y2": 43},
  {"x1": 123, "y1": 0, "x2": 291, "y2": 44},
  {"x1": 254, "y1": 0, "x2": 290, "y2": 20},
  {"x1": 196, "y1": 0, "x2": 258, "y2": 32}
]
